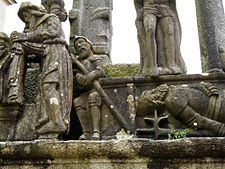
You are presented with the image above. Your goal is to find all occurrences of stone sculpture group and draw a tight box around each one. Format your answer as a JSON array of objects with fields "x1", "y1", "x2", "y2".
[{"x1": 0, "y1": 0, "x2": 225, "y2": 141}]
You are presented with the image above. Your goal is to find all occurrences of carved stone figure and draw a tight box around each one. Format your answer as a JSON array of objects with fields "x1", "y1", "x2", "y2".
[
  {"x1": 0, "y1": 32, "x2": 12, "y2": 103},
  {"x1": 41, "y1": 0, "x2": 67, "y2": 22},
  {"x1": 72, "y1": 36, "x2": 105, "y2": 140},
  {"x1": 134, "y1": 0, "x2": 186, "y2": 76},
  {"x1": 137, "y1": 83, "x2": 225, "y2": 136},
  {"x1": 8, "y1": 2, "x2": 73, "y2": 139}
]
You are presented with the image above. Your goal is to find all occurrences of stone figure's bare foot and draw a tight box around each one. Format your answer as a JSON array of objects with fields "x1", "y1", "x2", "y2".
[
  {"x1": 158, "y1": 67, "x2": 172, "y2": 75},
  {"x1": 150, "y1": 68, "x2": 159, "y2": 77},
  {"x1": 137, "y1": 67, "x2": 159, "y2": 77},
  {"x1": 36, "y1": 121, "x2": 66, "y2": 134},
  {"x1": 170, "y1": 66, "x2": 182, "y2": 75}
]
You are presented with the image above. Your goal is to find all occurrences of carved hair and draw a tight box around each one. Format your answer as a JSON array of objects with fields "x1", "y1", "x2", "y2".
[
  {"x1": 152, "y1": 84, "x2": 169, "y2": 106},
  {"x1": 142, "y1": 84, "x2": 169, "y2": 106}
]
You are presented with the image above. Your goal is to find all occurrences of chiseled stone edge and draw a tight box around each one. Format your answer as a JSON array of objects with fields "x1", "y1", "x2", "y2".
[{"x1": 0, "y1": 138, "x2": 225, "y2": 161}]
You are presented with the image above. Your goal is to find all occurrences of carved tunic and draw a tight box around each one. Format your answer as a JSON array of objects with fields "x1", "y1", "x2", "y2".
[
  {"x1": 11, "y1": 14, "x2": 73, "y2": 135},
  {"x1": 73, "y1": 57, "x2": 104, "y2": 108},
  {"x1": 143, "y1": 0, "x2": 174, "y2": 17}
]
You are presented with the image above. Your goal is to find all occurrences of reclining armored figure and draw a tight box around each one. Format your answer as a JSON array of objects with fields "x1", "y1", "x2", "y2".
[{"x1": 137, "y1": 82, "x2": 225, "y2": 136}]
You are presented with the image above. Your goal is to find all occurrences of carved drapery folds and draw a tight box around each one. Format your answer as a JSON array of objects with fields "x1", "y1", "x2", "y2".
[{"x1": 134, "y1": 0, "x2": 186, "y2": 77}]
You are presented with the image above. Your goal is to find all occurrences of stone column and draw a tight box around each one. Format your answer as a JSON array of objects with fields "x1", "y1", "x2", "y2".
[
  {"x1": 195, "y1": 0, "x2": 225, "y2": 72},
  {"x1": 69, "y1": 0, "x2": 112, "y2": 64}
]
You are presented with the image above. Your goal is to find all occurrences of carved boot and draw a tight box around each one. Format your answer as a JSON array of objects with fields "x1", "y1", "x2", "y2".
[
  {"x1": 187, "y1": 113, "x2": 225, "y2": 136},
  {"x1": 76, "y1": 107, "x2": 91, "y2": 140},
  {"x1": 89, "y1": 103, "x2": 101, "y2": 140},
  {"x1": 196, "y1": 114, "x2": 225, "y2": 136}
]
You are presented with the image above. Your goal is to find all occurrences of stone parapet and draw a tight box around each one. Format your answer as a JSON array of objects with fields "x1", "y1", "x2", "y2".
[
  {"x1": 11, "y1": 72, "x2": 225, "y2": 140},
  {"x1": 0, "y1": 138, "x2": 225, "y2": 168}
]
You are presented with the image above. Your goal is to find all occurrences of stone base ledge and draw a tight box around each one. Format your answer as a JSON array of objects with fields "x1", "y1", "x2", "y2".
[{"x1": 0, "y1": 138, "x2": 225, "y2": 168}]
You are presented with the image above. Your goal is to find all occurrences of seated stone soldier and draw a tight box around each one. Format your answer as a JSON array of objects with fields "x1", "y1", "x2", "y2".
[
  {"x1": 72, "y1": 36, "x2": 105, "y2": 140},
  {"x1": 137, "y1": 83, "x2": 225, "y2": 136}
]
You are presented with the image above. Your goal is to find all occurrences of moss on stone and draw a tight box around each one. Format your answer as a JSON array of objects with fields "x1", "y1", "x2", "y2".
[
  {"x1": 24, "y1": 69, "x2": 40, "y2": 103},
  {"x1": 23, "y1": 64, "x2": 140, "y2": 103},
  {"x1": 104, "y1": 64, "x2": 139, "y2": 78}
]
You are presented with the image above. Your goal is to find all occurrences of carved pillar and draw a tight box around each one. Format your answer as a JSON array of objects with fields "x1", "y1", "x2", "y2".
[
  {"x1": 195, "y1": 0, "x2": 225, "y2": 72},
  {"x1": 69, "y1": 0, "x2": 112, "y2": 64}
]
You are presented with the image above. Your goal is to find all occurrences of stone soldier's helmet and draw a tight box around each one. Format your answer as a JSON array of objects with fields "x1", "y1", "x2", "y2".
[
  {"x1": 74, "y1": 35, "x2": 94, "y2": 52},
  {"x1": 18, "y1": 2, "x2": 46, "y2": 22}
]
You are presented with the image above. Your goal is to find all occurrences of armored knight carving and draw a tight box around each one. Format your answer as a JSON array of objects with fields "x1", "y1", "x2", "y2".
[
  {"x1": 134, "y1": 0, "x2": 186, "y2": 76},
  {"x1": 8, "y1": 2, "x2": 73, "y2": 139},
  {"x1": 72, "y1": 36, "x2": 105, "y2": 140},
  {"x1": 137, "y1": 83, "x2": 225, "y2": 136}
]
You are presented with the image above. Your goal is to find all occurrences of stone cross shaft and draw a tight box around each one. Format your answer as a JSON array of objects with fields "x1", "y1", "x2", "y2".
[{"x1": 196, "y1": 0, "x2": 225, "y2": 72}]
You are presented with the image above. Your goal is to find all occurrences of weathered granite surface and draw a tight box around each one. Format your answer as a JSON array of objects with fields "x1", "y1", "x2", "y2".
[
  {"x1": 195, "y1": 0, "x2": 225, "y2": 72},
  {"x1": 1, "y1": 138, "x2": 225, "y2": 168},
  {"x1": 69, "y1": 0, "x2": 112, "y2": 61},
  {"x1": 13, "y1": 71, "x2": 225, "y2": 141}
]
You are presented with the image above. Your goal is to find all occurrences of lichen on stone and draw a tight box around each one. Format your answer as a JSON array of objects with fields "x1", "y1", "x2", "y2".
[
  {"x1": 24, "y1": 68, "x2": 40, "y2": 103},
  {"x1": 104, "y1": 64, "x2": 139, "y2": 78}
]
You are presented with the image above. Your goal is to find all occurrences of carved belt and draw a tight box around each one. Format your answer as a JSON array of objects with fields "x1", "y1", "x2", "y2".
[
  {"x1": 206, "y1": 95, "x2": 222, "y2": 121},
  {"x1": 142, "y1": 4, "x2": 174, "y2": 18}
]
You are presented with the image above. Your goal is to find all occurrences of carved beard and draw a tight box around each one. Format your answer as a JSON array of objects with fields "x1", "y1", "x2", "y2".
[{"x1": 28, "y1": 16, "x2": 38, "y2": 31}]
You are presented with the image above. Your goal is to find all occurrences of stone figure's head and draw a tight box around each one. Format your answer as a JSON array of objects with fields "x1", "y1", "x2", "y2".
[
  {"x1": 41, "y1": 0, "x2": 67, "y2": 22},
  {"x1": 18, "y1": 2, "x2": 46, "y2": 23},
  {"x1": 0, "y1": 32, "x2": 10, "y2": 59},
  {"x1": 0, "y1": 32, "x2": 9, "y2": 51},
  {"x1": 137, "y1": 84, "x2": 169, "y2": 116},
  {"x1": 74, "y1": 36, "x2": 94, "y2": 60}
]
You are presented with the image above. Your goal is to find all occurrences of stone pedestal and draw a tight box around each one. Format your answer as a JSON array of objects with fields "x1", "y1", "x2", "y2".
[
  {"x1": 1, "y1": 138, "x2": 225, "y2": 168},
  {"x1": 17, "y1": 68, "x2": 225, "y2": 141},
  {"x1": 0, "y1": 104, "x2": 22, "y2": 141}
]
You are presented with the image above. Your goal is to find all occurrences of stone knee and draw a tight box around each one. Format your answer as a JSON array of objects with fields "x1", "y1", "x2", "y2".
[
  {"x1": 159, "y1": 17, "x2": 175, "y2": 37},
  {"x1": 143, "y1": 14, "x2": 157, "y2": 34},
  {"x1": 88, "y1": 91, "x2": 101, "y2": 107}
]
